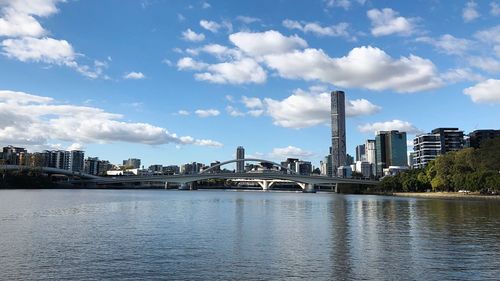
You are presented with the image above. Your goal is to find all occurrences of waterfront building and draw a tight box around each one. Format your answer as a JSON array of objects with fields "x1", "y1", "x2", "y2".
[
  {"x1": 281, "y1": 158, "x2": 299, "y2": 174},
  {"x1": 320, "y1": 154, "x2": 332, "y2": 177},
  {"x1": 337, "y1": 165, "x2": 352, "y2": 178},
  {"x1": 210, "y1": 161, "x2": 221, "y2": 173},
  {"x1": 355, "y1": 161, "x2": 372, "y2": 178},
  {"x1": 365, "y1": 139, "x2": 376, "y2": 176},
  {"x1": 355, "y1": 144, "x2": 366, "y2": 162},
  {"x1": 376, "y1": 130, "x2": 407, "y2": 177},
  {"x1": 123, "y1": 158, "x2": 141, "y2": 169},
  {"x1": 84, "y1": 157, "x2": 100, "y2": 175},
  {"x1": 98, "y1": 160, "x2": 112, "y2": 176},
  {"x1": 331, "y1": 90, "x2": 346, "y2": 177},
  {"x1": 346, "y1": 154, "x2": 354, "y2": 165},
  {"x1": 296, "y1": 161, "x2": 312, "y2": 175},
  {"x1": 432, "y1": 128, "x2": 464, "y2": 154},
  {"x1": 467, "y1": 129, "x2": 500, "y2": 148},
  {"x1": 2, "y1": 145, "x2": 27, "y2": 165},
  {"x1": 163, "y1": 165, "x2": 180, "y2": 175},
  {"x1": 383, "y1": 166, "x2": 409, "y2": 177},
  {"x1": 69, "y1": 150, "x2": 84, "y2": 172},
  {"x1": 408, "y1": 152, "x2": 417, "y2": 168},
  {"x1": 236, "y1": 146, "x2": 245, "y2": 173},
  {"x1": 149, "y1": 164, "x2": 163, "y2": 174}
]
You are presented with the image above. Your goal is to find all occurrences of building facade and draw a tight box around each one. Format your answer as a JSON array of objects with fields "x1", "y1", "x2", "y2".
[
  {"x1": 123, "y1": 158, "x2": 141, "y2": 169},
  {"x1": 412, "y1": 128, "x2": 465, "y2": 169},
  {"x1": 431, "y1": 128, "x2": 464, "y2": 154},
  {"x1": 331, "y1": 90, "x2": 346, "y2": 177},
  {"x1": 467, "y1": 129, "x2": 500, "y2": 148},
  {"x1": 236, "y1": 146, "x2": 245, "y2": 173},
  {"x1": 375, "y1": 130, "x2": 407, "y2": 176},
  {"x1": 355, "y1": 144, "x2": 366, "y2": 162}
]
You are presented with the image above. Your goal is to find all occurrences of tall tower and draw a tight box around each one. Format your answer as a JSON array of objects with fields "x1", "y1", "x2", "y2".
[
  {"x1": 331, "y1": 90, "x2": 346, "y2": 177},
  {"x1": 236, "y1": 146, "x2": 245, "y2": 173}
]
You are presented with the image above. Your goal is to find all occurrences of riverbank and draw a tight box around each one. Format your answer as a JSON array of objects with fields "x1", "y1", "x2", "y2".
[{"x1": 391, "y1": 192, "x2": 500, "y2": 200}]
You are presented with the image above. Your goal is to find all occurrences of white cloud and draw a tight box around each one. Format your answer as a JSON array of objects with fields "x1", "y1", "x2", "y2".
[
  {"x1": 67, "y1": 143, "x2": 84, "y2": 151},
  {"x1": 247, "y1": 109, "x2": 264, "y2": 117},
  {"x1": 463, "y1": 1, "x2": 480, "y2": 22},
  {"x1": 491, "y1": 2, "x2": 500, "y2": 16},
  {"x1": 282, "y1": 19, "x2": 350, "y2": 37},
  {"x1": 264, "y1": 46, "x2": 442, "y2": 93},
  {"x1": 202, "y1": 1, "x2": 211, "y2": 9},
  {"x1": 358, "y1": 120, "x2": 421, "y2": 134},
  {"x1": 181, "y1": 28, "x2": 205, "y2": 42},
  {"x1": 177, "y1": 110, "x2": 190, "y2": 116},
  {"x1": 241, "y1": 96, "x2": 263, "y2": 109},
  {"x1": 200, "y1": 20, "x2": 221, "y2": 33},
  {"x1": 194, "y1": 58, "x2": 267, "y2": 84},
  {"x1": 1, "y1": 37, "x2": 74, "y2": 64},
  {"x1": 474, "y1": 25, "x2": 500, "y2": 45},
  {"x1": 176, "y1": 57, "x2": 208, "y2": 70},
  {"x1": 235, "y1": 16, "x2": 261, "y2": 24},
  {"x1": 226, "y1": 106, "x2": 245, "y2": 117},
  {"x1": 468, "y1": 56, "x2": 500, "y2": 73},
  {"x1": 229, "y1": 30, "x2": 308, "y2": 56},
  {"x1": 123, "y1": 71, "x2": 145, "y2": 80},
  {"x1": 441, "y1": 68, "x2": 484, "y2": 83},
  {"x1": 463, "y1": 79, "x2": 500, "y2": 103},
  {"x1": 269, "y1": 146, "x2": 314, "y2": 159},
  {"x1": 416, "y1": 34, "x2": 472, "y2": 55},
  {"x1": 325, "y1": 0, "x2": 351, "y2": 10},
  {"x1": 367, "y1": 8, "x2": 416, "y2": 36},
  {"x1": 263, "y1": 88, "x2": 380, "y2": 129},
  {"x1": 0, "y1": 90, "x2": 223, "y2": 147},
  {"x1": 195, "y1": 109, "x2": 220, "y2": 117}
]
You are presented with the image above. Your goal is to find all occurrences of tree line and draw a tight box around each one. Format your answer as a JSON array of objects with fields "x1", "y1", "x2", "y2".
[{"x1": 377, "y1": 138, "x2": 500, "y2": 193}]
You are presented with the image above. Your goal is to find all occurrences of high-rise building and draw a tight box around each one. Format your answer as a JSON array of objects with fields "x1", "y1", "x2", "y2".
[
  {"x1": 84, "y1": 157, "x2": 100, "y2": 175},
  {"x1": 355, "y1": 144, "x2": 366, "y2": 162},
  {"x1": 296, "y1": 161, "x2": 312, "y2": 175},
  {"x1": 331, "y1": 90, "x2": 346, "y2": 177},
  {"x1": 2, "y1": 145, "x2": 27, "y2": 165},
  {"x1": 431, "y1": 128, "x2": 464, "y2": 154},
  {"x1": 236, "y1": 146, "x2": 245, "y2": 173},
  {"x1": 69, "y1": 150, "x2": 84, "y2": 172},
  {"x1": 375, "y1": 130, "x2": 407, "y2": 176},
  {"x1": 365, "y1": 139, "x2": 376, "y2": 177},
  {"x1": 467, "y1": 129, "x2": 500, "y2": 148},
  {"x1": 123, "y1": 158, "x2": 141, "y2": 169},
  {"x1": 413, "y1": 128, "x2": 465, "y2": 169},
  {"x1": 413, "y1": 133, "x2": 441, "y2": 169}
]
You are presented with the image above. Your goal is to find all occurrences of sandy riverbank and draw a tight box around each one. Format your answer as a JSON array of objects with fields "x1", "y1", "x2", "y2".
[{"x1": 392, "y1": 192, "x2": 500, "y2": 200}]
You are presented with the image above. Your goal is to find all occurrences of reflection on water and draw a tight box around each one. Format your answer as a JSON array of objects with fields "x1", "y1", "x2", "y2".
[{"x1": 0, "y1": 190, "x2": 499, "y2": 280}]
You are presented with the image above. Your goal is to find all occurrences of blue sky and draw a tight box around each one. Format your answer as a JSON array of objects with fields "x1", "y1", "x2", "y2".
[{"x1": 0, "y1": 0, "x2": 499, "y2": 168}]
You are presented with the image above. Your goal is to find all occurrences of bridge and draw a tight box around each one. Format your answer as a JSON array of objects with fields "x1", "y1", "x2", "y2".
[{"x1": 1, "y1": 159, "x2": 379, "y2": 193}]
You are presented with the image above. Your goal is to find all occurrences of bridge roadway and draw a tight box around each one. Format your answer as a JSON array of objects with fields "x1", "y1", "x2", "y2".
[{"x1": 1, "y1": 164, "x2": 379, "y2": 192}]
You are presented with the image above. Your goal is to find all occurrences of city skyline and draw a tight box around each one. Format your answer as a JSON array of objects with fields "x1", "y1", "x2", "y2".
[{"x1": 1, "y1": 1, "x2": 499, "y2": 167}]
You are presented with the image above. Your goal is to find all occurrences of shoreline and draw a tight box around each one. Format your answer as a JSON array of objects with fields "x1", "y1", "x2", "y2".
[{"x1": 390, "y1": 192, "x2": 500, "y2": 200}]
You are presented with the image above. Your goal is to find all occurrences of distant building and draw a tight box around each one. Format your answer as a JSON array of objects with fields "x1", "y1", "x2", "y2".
[
  {"x1": 331, "y1": 90, "x2": 346, "y2": 177},
  {"x1": 84, "y1": 157, "x2": 100, "y2": 175},
  {"x1": 69, "y1": 150, "x2": 84, "y2": 172},
  {"x1": 346, "y1": 154, "x2": 354, "y2": 165},
  {"x1": 123, "y1": 158, "x2": 141, "y2": 169},
  {"x1": 2, "y1": 145, "x2": 27, "y2": 165},
  {"x1": 355, "y1": 144, "x2": 366, "y2": 162},
  {"x1": 337, "y1": 165, "x2": 352, "y2": 178},
  {"x1": 413, "y1": 128, "x2": 464, "y2": 169},
  {"x1": 354, "y1": 161, "x2": 372, "y2": 178},
  {"x1": 149, "y1": 164, "x2": 163, "y2": 174},
  {"x1": 432, "y1": 128, "x2": 464, "y2": 154},
  {"x1": 210, "y1": 161, "x2": 221, "y2": 173},
  {"x1": 383, "y1": 166, "x2": 409, "y2": 177},
  {"x1": 408, "y1": 152, "x2": 417, "y2": 168},
  {"x1": 467, "y1": 129, "x2": 500, "y2": 148},
  {"x1": 376, "y1": 130, "x2": 407, "y2": 177},
  {"x1": 296, "y1": 161, "x2": 312, "y2": 175},
  {"x1": 236, "y1": 146, "x2": 245, "y2": 173},
  {"x1": 163, "y1": 165, "x2": 180, "y2": 175},
  {"x1": 281, "y1": 158, "x2": 299, "y2": 174},
  {"x1": 365, "y1": 139, "x2": 376, "y2": 177}
]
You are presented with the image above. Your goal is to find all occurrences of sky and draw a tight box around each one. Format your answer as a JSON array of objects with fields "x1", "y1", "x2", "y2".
[{"x1": 0, "y1": 0, "x2": 499, "y2": 168}]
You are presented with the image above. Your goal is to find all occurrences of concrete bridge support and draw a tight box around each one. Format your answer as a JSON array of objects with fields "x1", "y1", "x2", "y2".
[
  {"x1": 303, "y1": 183, "x2": 316, "y2": 193},
  {"x1": 258, "y1": 180, "x2": 275, "y2": 191},
  {"x1": 164, "y1": 182, "x2": 169, "y2": 189}
]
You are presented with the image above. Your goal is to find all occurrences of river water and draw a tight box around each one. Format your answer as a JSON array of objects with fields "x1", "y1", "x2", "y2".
[{"x1": 0, "y1": 189, "x2": 498, "y2": 280}]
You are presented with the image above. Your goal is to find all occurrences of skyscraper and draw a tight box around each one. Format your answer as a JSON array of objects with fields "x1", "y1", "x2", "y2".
[
  {"x1": 365, "y1": 139, "x2": 376, "y2": 176},
  {"x1": 375, "y1": 130, "x2": 407, "y2": 176},
  {"x1": 331, "y1": 90, "x2": 346, "y2": 177},
  {"x1": 236, "y1": 146, "x2": 245, "y2": 173},
  {"x1": 355, "y1": 144, "x2": 366, "y2": 162}
]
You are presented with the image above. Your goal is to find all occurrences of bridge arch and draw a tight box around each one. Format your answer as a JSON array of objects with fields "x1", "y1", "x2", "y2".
[{"x1": 200, "y1": 158, "x2": 296, "y2": 175}]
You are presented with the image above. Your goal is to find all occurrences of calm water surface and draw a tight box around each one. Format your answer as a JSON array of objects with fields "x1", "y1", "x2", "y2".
[{"x1": 0, "y1": 189, "x2": 499, "y2": 280}]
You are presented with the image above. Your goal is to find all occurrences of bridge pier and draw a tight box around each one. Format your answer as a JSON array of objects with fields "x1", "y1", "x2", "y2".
[
  {"x1": 164, "y1": 182, "x2": 169, "y2": 189},
  {"x1": 302, "y1": 183, "x2": 316, "y2": 193}
]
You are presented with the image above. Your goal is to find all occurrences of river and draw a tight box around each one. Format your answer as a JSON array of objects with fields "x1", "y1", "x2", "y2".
[{"x1": 0, "y1": 189, "x2": 499, "y2": 280}]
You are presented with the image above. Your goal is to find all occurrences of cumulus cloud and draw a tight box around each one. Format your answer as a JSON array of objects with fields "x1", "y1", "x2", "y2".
[
  {"x1": 269, "y1": 146, "x2": 314, "y2": 159},
  {"x1": 367, "y1": 8, "x2": 416, "y2": 36},
  {"x1": 177, "y1": 57, "x2": 208, "y2": 70},
  {"x1": 194, "y1": 58, "x2": 267, "y2": 84},
  {"x1": 200, "y1": 20, "x2": 221, "y2": 33},
  {"x1": 123, "y1": 71, "x2": 145, "y2": 79},
  {"x1": 263, "y1": 46, "x2": 442, "y2": 93},
  {"x1": 0, "y1": 90, "x2": 223, "y2": 147},
  {"x1": 463, "y1": 1, "x2": 480, "y2": 22},
  {"x1": 358, "y1": 120, "x2": 421, "y2": 134},
  {"x1": 474, "y1": 25, "x2": 500, "y2": 45},
  {"x1": 0, "y1": 1, "x2": 108, "y2": 79},
  {"x1": 441, "y1": 68, "x2": 484, "y2": 83},
  {"x1": 282, "y1": 19, "x2": 350, "y2": 37},
  {"x1": 241, "y1": 96, "x2": 263, "y2": 109},
  {"x1": 468, "y1": 56, "x2": 500, "y2": 73},
  {"x1": 235, "y1": 16, "x2": 261, "y2": 24},
  {"x1": 416, "y1": 34, "x2": 472, "y2": 55},
  {"x1": 263, "y1": 88, "x2": 381, "y2": 128},
  {"x1": 176, "y1": 110, "x2": 190, "y2": 116},
  {"x1": 229, "y1": 30, "x2": 307, "y2": 56},
  {"x1": 463, "y1": 79, "x2": 500, "y2": 103},
  {"x1": 324, "y1": 0, "x2": 351, "y2": 10},
  {"x1": 491, "y1": 2, "x2": 500, "y2": 16},
  {"x1": 195, "y1": 109, "x2": 220, "y2": 117},
  {"x1": 226, "y1": 105, "x2": 245, "y2": 117},
  {"x1": 181, "y1": 28, "x2": 205, "y2": 42}
]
